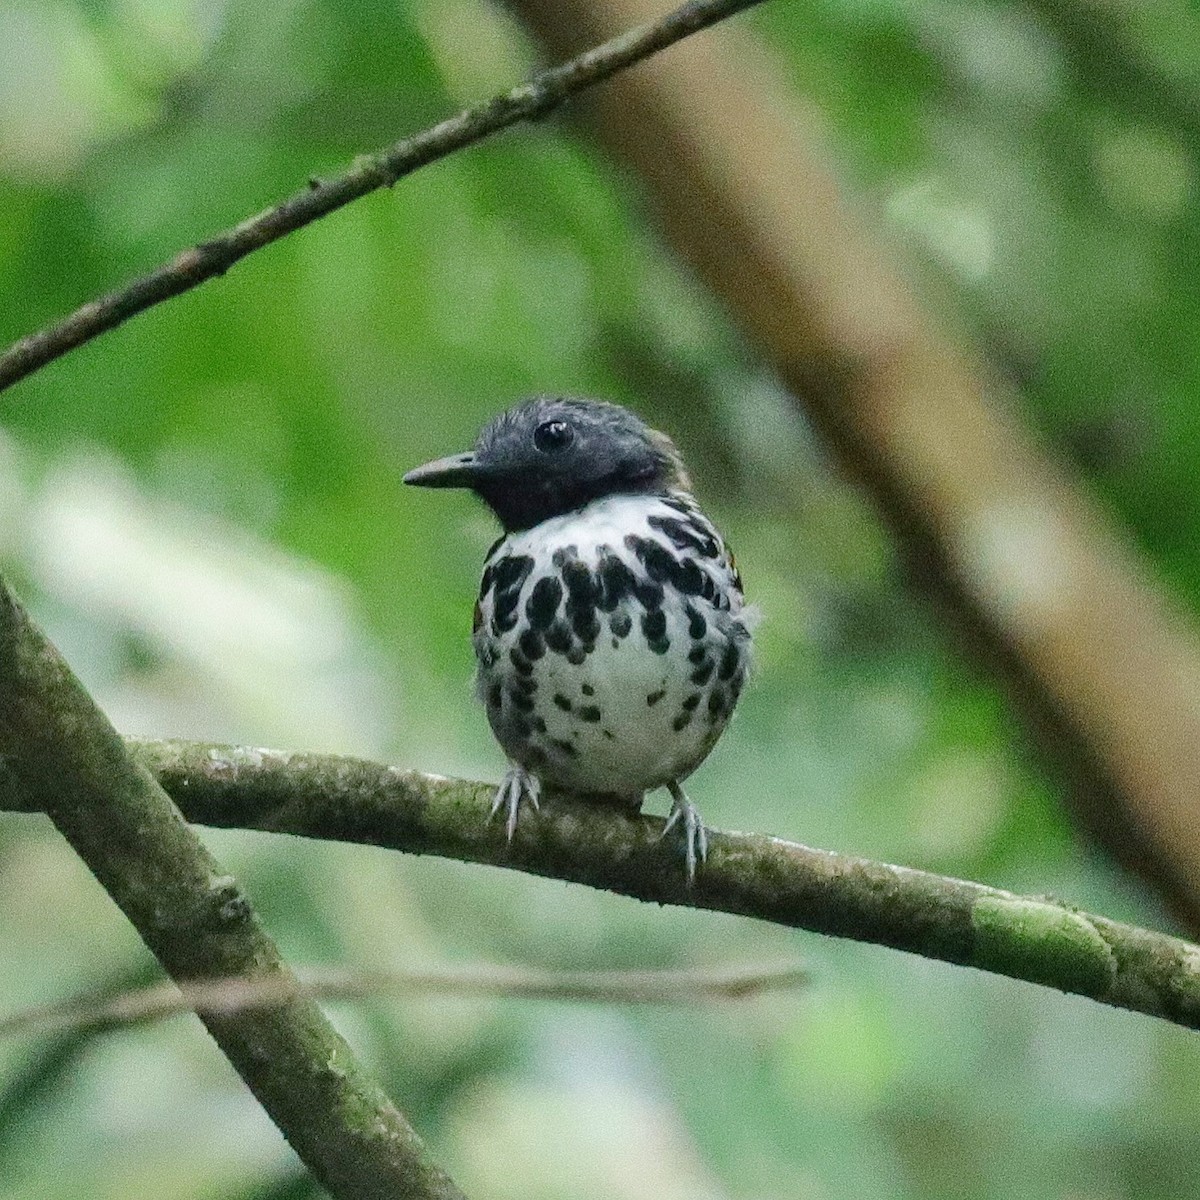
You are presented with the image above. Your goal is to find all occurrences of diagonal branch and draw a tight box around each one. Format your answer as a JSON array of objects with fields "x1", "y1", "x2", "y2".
[
  {"x1": 0, "y1": 587, "x2": 464, "y2": 1200},
  {"x1": 5, "y1": 738, "x2": 1199, "y2": 1033},
  {"x1": 0, "y1": 0, "x2": 766, "y2": 394}
]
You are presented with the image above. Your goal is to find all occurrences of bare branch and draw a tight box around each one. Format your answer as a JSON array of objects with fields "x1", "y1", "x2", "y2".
[
  {"x1": 0, "y1": 0, "x2": 766, "y2": 394},
  {"x1": 0, "y1": 961, "x2": 808, "y2": 1040},
  {"x1": 5, "y1": 738, "x2": 1198, "y2": 1033}
]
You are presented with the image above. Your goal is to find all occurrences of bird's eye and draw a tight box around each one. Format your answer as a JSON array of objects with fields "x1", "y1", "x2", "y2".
[{"x1": 533, "y1": 419, "x2": 574, "y2": 453}]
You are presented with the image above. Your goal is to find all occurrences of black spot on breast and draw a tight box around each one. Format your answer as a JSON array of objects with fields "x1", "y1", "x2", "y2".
[
  {"x1": 647, "y1": 543, "x2": 705, "y2": 596},
  {"x1": 509, "y1": 687, "x2": 535, "y2": 712},
  {"x1": 545, "y1": 622, "x2": 573, "y2": 654},
  {"x1": 647, "y1": 688, "x2": 666, "y2": 706},
  {"x1": 688, "y1": 645, "x2": 708, "y2": 666},
  {"x1": 492, "y1": 557, "x2": 533, "y2": 631},
  {"x1": 602, "y1": 729, "x2": 615, "y2": 740},
  {"x1": 509, "y1": 647, "x2": 534, "y2": 676},
  {"x1": 562, "y1": 560, "x2": 597, "y2": 607},
  {"x1": 553, "y1": 738, "x2": 578, "y2": 757},
  {"x1": 524, "y1": 746, "x2": 547, "y2": 768},
  {"x1": 566, "y1": 646, "x2": 587, "y2": 666},
  {"x1": 479, "y1": 565, "x2": 495, "y2": 602},
  {"x1": 513, "y1": 675, "x2": 537, "y2": 695},
  {"x1": 659, "y1": 495, "x2": 694, "y2": 516},
  {"x1": 672, "y1": 558, "x2": 706, "y2": 597},
  {"x1": 626, "y1": 535, "x2": 677, "y2": 585},
  {"x1": 642, "y1": 609, "x2": 667, "y2": 642},
  {"x1": 649, "y1": 514, "x2": 719, "y2": 558},
  {"x1": 685, "y1": 605, "x2": 707, "y2": 641},
  {"x1": 598, "y1": 553, "x2": 637, "y2": 612},
  {"x1": 487, "y1": 682, "x2": 502, "y2": 709},
  {"x1": 581, "y1": 684, "x2": 595, "y2": 696},
  {"x1": 572, "y1": 611, "x2": 601, "y2": 644},
  {"x1": 578, "y1": 705, "x2": 602, "y2": 722},
  {"x1": 689, "y1": 519, "x2": 720, "y2": 558},
  {"x1": 707, "y1": 688, "x2": 728, "y2": 720},
  {"x1": 672, "y1": 712, "x2": 693, "y2": 732},
  {"x1": 526, "y1": 576, "x2": 563, "y2": 630},
  {"x1": 648, "y1": 514, "x2": 696, "y2": 549},
  {"x1": 634, "y1": 578, "x2": 665, "y2": 611},
  {"x1": 690, "y1": 660, "x2": 715, "y2": 686},
  {"x1": 492, "y1": 604, "x2": 519, "y2": 636},
  {"x1": 683, "y1": 693, "x2": 702, "y2": 711},
  {"x1": 610, "y1": 612, "x2": 632, "y2": 639},
  {"x1": 563, "y1": 562, "x2": 600, "y2": 644},
  {"x1": 514, "y1": 716, "x2": 533, "y2": 739},
  {"x1": 552, "y1": 545, "x2": 579, "y2": 568},
  {"x1": 532, "y1": 716, "x2": 547, "y2": 733},
  {"x1": 518, "y1": 629, "x2": 546, "y2": 661},
  {"x1": 553, "y1": 693, "x2": 572, "y2": 711},
  {"x1": 719, "y1": 640, "x2": 740, "y2": 680},
  {"x1": 730, "y1": 669, "x2": 746, "y2": 700},
  {"x1": 493, "y1": 554, "x2": 533, "y2": 595},
  {"x1": 641, "y1": 609, "x2": 669, "y2": 654}
]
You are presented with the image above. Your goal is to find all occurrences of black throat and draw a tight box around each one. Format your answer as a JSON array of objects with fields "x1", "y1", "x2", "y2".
[{"x1": 475, "y1": 467, "x2": 667, "y2": 533}]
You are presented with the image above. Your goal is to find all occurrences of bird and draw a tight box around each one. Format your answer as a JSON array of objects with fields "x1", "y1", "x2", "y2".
[{"x1": 403, "y1": 397, "x2": 751, "y2": 880}]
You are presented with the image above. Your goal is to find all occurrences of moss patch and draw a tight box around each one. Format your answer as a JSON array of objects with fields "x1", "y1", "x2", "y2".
[{"x1": 972, "y1": 896, "x2": 1116, "y2": 996}]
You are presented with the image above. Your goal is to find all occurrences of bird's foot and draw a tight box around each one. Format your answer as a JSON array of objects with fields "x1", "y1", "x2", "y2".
[
  {"x1": 662, "y1": 781, "x2": 708, "y2": 885},
  {"x1": 490, "y1": 763, "x2": 541, "y2": 841}
]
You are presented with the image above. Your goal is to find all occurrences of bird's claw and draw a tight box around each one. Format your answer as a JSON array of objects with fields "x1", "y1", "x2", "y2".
[
  {"x1": 490, "y1": 764, "x2": 541, "y2": 842},
  {"x1": 662, "y1": 781, "x2": 708, "y2": 884}
]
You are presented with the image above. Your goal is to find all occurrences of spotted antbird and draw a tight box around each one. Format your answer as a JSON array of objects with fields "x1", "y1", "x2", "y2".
[{"x1": 404, "y1": 397, "x2": 751, "y2": 880}]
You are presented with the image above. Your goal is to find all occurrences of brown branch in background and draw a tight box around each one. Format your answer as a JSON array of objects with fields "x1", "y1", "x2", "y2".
[
  {"x1": 0, "y1": 961, "x2": 808, "y2": 1040},
  {"x1": 504, "y1": 0, "x2": 1200, "y2": 931},
  {"x1": 0, "y1": 0, "x2": 767, "y2": 394}
]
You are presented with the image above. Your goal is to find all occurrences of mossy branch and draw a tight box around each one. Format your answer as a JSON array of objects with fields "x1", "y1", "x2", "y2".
[
  {"x1": 0, "y1": 0, "x2": 766, "y2": 394},
  {"x1": 0, "y1": 584, "x2": 464, "y2": 1200},
  {"x1": 5, "y1": 737, "x2": 1199, "y2": 1032}
]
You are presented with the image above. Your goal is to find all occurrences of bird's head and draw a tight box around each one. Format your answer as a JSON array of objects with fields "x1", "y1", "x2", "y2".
[{"x1": 403, "y1": 397, "x2": 688, "y2": 532}]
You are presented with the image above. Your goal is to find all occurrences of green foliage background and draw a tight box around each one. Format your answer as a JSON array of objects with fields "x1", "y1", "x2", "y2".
[{"x1": 1, "y1": 1, "x2": 1199, "y2": 1196}]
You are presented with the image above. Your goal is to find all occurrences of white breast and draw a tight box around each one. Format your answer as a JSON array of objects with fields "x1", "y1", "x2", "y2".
[{"x1": 474, "y1": 492, "x2": 750, "y2": 799}]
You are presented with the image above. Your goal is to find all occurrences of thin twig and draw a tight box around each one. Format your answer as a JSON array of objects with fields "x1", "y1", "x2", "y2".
[
  {"x1": 0, "y1": 961, "x2": 808, "y2": 1040},
  {"x1": 4, "y1": 738, "x2": 1199, "y2": 1033},
  {"x1": 0, "y1": 0, "x2": 766, "y2": 394},
  {"x1": 0, "y1": 587, "x2": 464, "y2": 1200}
]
